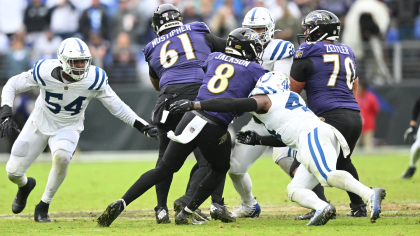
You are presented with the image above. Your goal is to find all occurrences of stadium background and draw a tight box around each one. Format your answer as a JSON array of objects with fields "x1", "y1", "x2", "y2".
[{"x1": 0, "y1": 0, "x2": 419, "y2": 153}]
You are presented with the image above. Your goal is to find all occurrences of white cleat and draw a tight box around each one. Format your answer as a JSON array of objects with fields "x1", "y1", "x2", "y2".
[
  {"x1": 368, "y1": 188, "x2": 386, "y2": 223},
  {"x1": 232, "y1": 198, "x2": 261, "y2": 218}
]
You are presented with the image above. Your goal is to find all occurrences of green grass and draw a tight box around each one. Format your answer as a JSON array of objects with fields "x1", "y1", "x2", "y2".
[{"x1": 0, "y1": 153, "x2": 419, "y2": 235}]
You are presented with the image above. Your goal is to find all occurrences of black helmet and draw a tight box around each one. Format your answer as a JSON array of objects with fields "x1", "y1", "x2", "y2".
[
  {"x1": 151, "y1": 4, "x2": 183, "y2": 37},
  {"x1": 225, "y1": 28, "x2": 264, "y2": 64},
  {"x1": 297, "y1": 10, "x2": 341, "y2": 45}
]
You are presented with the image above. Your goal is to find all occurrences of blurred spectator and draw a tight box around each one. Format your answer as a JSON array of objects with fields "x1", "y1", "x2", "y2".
[
  {"x1": 275, "y1": 2, "x2": 302, "y2": 46},
  {"x1": 24, "y1": 0, "x2": 50, "y2": 44},
  {"x1": 182, "y1": 1, "x2": 204, "y2": 24},
  {"x1": 49, "y1": 0, "x2": 80, "y2": 39},
  {"x1": 135, "y1": 0, "x2": 160, "y2": 44},
  {"x1": 356, "y1": 81, "x2": 380, "y2": 150},
  {"x1": 210, "y1": 0, "x2": 238, "y2": 38},
  {"x1": 317, "y1": 0, "x2": 351, "y2": 19},
  {"x1": 5, "y1": 37, "x2": 30, "y2": 78},
  {"x1": 264, "y1": 0, "x2": 301, "y2": 22},
  {"x1": 112, "y1": 0, "x2": 141, "y2": 42},
  {"x1": 110, "y1": 32, "x2": 138, "y2": 83},
  {"x1": 88, "y1": 32, "x2": 109, "y2": 69},
  {"x1": 79, "y1": 0, "x2": 109, "y2": 42},
  {"x1": 391, "y1": 0, "x2": 420, "y2": 40},
  {"x1": 0, "y1": 32, "x2": 8, "y2": 53},
  {"x1": 0, "y1": 0, "x2": 27, "y2": 37},
  {"x1": 342, "y1": 0, "x2": 392, "y2": 84},
  {"x1": 33, "y1": 29, "x2": 62, "y2": 59}
]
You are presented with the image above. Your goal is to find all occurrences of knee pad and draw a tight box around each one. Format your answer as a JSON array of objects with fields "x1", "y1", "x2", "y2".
[
  {"x1": 11, "y1": 141, "x2": 29, "y2": 157},
  {"x1": 286, "y1": 183, "x2": 297, "y2": 201},
  {"x1": 228, "y1": 157, "x2": 246, "y2": 176},
  {"x1": 228, "y1": 172, "x2": 245, "y2": 182},
  {"x1": 52, "y1": 150, "x2": 72, "y2": 166}
]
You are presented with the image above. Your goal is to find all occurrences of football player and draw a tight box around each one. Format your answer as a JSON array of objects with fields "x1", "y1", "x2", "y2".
[
  {"x1": 169, "y1": 72, "x2": 386, "y2": 226},
  {"x1": 0, "y1": 38, "x2": 157, "y2": 222},
  {"x1": 290, "y1": 10, "x2": 367, "y2": 218},
  {"x1": 97, "y1": 27, "x2": 265, "y2": 226},
  {"x1": 401, "y1": 96, "x2": 420, "y2": 178},
  {"x1": 140, "y1": 4, "x2": 227, "y2": 223}
]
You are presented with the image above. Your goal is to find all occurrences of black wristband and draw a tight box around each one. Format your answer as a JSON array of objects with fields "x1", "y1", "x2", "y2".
[
  {"x1": 259, "y1": 135, "x2": 287, "y2": 147},
  {"x1": 133, "y1": 120, "x2": 150, "y2": 134},
  {"x1": 0, "y1": 105, "x2": 12, "y2": 119}
]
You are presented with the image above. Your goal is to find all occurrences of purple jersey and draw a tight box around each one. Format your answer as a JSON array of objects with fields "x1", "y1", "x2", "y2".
[
  {"x1": 196, "y1": 52, "x2": 265, "y2": 125},
  {"x1": 143, "y1": 22, "x2": 211, "y2": 89},
  {"x1": 294, "y1": 41, "x2": 360, "y2": 115}
]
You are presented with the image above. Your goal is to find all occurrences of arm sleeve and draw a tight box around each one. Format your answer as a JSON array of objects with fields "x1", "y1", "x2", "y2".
[
  {"x1": 200, "y1": 97, "x2": 258, "y2": 112},
  {"x1": 259, "y1": 135, "x2": 287, "y2": 147},
  {"x1": 290, "y1": 57, "x2": 314, "y2": 83},
  {"x1": 412, "y1": 97, "x2": 420, "y2": 121},
  {"x1": 96, "y1": 85, "x2": 149, "y2": 127},
  {"x1": 204, "y1": 33, "x2": 227, "y2": 53},
  {"x1": 272, "y1": 56, "x2": 293, "y2": 77},
  {"x1": 148, "y1": 62, "x2": 159, "y2": 79},
  {"x1": 1, "y1": 70, "x2": 39, "y2": 107}
]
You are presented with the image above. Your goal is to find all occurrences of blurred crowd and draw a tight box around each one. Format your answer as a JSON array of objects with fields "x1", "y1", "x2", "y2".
[{"x1": 0, "y1": 0, "x2": 419, "y2": 86}]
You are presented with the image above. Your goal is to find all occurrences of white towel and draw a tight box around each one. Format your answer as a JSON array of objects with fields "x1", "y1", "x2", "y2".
[{"x1": 167, "y1": 116, "x2": 207, "y2": 144}]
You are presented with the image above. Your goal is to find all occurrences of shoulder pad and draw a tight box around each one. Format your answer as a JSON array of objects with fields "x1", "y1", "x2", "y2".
[
  {"x1": 188, "y1": 22, "x2": 211, "y2": 33},
  {"x1": 86, "y1": 66, "x2": 108, "y2": 91},
  {"x1": 294, "y1": 42, "x2": 323, "y2": 59},
  {"x1": 32, "y1": 59, "x2": 60, "y2": 86},
  {"x1": 268, "y1": 40, "x2": 295, "y2": 61}
]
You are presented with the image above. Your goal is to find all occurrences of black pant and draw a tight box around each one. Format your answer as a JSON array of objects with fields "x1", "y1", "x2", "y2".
[
  {"x1": 290, "y1": 108, "x2": 364, "y2": 204},
  {"x1": 122, "y1": 112, "x2": 231, "y2": 211}
]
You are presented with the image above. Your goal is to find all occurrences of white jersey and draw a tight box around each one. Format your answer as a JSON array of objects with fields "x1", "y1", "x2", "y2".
[
  {"x1": 250, "y1": 90, "x2": 320, "y2": 150},
  {"x1": 1, "y1": 59, "x2": 147, "y2": 135},
  {"x1": 261, "y1": 39, "x2": 294, "y2": 76}
]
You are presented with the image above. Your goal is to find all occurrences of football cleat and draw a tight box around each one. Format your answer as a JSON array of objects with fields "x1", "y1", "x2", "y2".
[
  {"x1": 174, "y1": 196, "x2": 209, "y2": 221},
  {"x1": 295, "y1": 210, "x2": 315, "y2": 220},
  {"x1": 401, "y1": 167, "x2": 416, "y2": 179},
  {"x1": 175, "y1": 210, "x2": 206, "y2": 225},
  {"x1": 12, "y1": 177, "x2": 36, "y2": 214},
  {"x1": 368, "y1": 188, "x2": 386, "y2": 223},
  {"x1": 97, "y1": 199, "x2": 126, "y2": 227},
  {"x1": 306, "y1": 204, "x2": 336, "y2": 226},
  {"x1": 346, "y1": 203, "x2": 367, "y2": 217},
  {"x1": 210, "y1": 199, "x2": 236, "y2": 223},
  {"x1": 34, "y1": 201, "x2": 52, "y2": 223},
  {"x1": 155, "y1": 206, "x2": 171, "y2": 224},
  {"x1": 232, "y1": 198, "x2": 261, "y2": 218}
]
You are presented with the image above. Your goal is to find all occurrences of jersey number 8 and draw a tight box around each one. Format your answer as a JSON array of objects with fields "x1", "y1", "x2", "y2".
[
  {"x1": 207, "y1": 64, "x2": 235, "y2": 94},
  {"x1": 160, "y1": 33, "x2": 196, "y2": 68}
]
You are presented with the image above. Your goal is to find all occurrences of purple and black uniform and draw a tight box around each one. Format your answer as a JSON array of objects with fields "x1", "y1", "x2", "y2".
[{"x1": 195, "y1": 52, "x2": 265, "y2": 126}]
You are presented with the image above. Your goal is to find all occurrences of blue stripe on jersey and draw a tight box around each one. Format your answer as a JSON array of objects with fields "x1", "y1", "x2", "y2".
[
  {"x1": 251, "y1": 8, "x2": 258, "y2": 21},
  {"x1": 75, "y1": 38, "x2": 84, "y2": 54},
  {"x1": 33, "y1": 61, "x2": 39, "y2": 83},
  {"x1": 308, "y1": 133, "x2": 328, "y2": 180},
  {"x1": 88, "y1": 67, "x2": 100, "y2": 90},
  {"x1": 277, "y1": 42, "x2": 291, "y2": 60},
  {"x1": 257, "y1": 87, "x2": 270, "y2": 94},
  {"x1": 266, "y1": 86, "x2": 277, "y2": 93},
  {"x1": 270, "y1": 41, "x2": 284, "y2": 60},
  {"x1": 96, "y1": 69, "x2": 106, "y2": 90},
  {"x1": 314, "y1": 128, "x2": 332, "y2": 172},
  {"x1": 288, "y1": 148, "x2": 291, "y2": 157},
  {"x1": 36, "y1": 59, "x2": 46, "y2": 86},
  {"x1": 60, "y1": 43, "x2": 66, "y2": 54}
]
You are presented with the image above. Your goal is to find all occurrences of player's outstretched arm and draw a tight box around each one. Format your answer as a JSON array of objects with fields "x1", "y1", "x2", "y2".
[{"x1": 237, "y1": 130, "x2": 286, "y2": 147}]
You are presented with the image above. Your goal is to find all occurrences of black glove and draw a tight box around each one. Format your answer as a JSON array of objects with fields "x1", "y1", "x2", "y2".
[
  {"x1": 134, "y1": 120, "x2": 158, "y2": 140},
  {"x1": 168, "y1": 99, "x2": 194, "y2": 114},
  {"x1": 404, "y1": 126, "x2": 417, "y2": 143},
  {"x1": 236, "y1": 130, "x2": 261, "y2": 146},
  {"x1": 0, "y1": 105, "x2": 20, "y2": 138}
]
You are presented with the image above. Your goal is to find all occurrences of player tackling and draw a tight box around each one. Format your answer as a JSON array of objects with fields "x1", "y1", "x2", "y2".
[{"x1": 0, "y1": 38, "x2": 157, "y2": 222}]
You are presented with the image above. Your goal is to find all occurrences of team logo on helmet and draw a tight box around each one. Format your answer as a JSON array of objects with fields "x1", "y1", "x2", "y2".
[
  {"x1": 244, "y1": 32, "x2": 261, "y2": 44},
  {"x1": 308, "y1": 13, "x2": 329, "y2": 23}
]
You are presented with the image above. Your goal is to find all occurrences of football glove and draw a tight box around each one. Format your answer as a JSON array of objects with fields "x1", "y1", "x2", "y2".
[
  {"x1": 141, "y1": 126, "x2": 158, "y2": 140},
  {"x1": 168, "y1": 99, "x2": 194, "y2": 114},
  {"x1": 404, "y1": 126, "x2": 417, "y2": 143},
  {"x1": 0, "y1": 105, "x2": 20, "y2": 138},
  {"x1": 236, "y1": 130, "x2": 261, "y2": 146}
]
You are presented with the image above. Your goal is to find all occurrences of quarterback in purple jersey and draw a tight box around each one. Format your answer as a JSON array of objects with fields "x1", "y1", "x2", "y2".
[
  {"x1": 289, "y1": 10, "x2": 366, "y2": 219},
  {"x1": 97, "y1": 27, "x2": 264, "y2": 226}
]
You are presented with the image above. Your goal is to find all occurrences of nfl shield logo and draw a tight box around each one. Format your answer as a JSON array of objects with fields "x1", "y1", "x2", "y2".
[{"x1": 190, "y1": 127, "x2": 195, "y2": 133}]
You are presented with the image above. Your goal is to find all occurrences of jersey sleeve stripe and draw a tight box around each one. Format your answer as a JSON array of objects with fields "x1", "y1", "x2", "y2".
[
  {"x1": 96, "y1": 69, "x2": 106, "y2": 90},
  {"x1": 36, "y1": 59, "x2": 46, "y2": 86},
  {"x1": 270, "y1": 41, "x2": 284, "y2": 60},
  {"x1": 88, "y1": 67, "x2": 100, "y2": 90},
  {"x1": 266, "y1": 86, "x2": 277, "y2": 93},
  {"x1": 276, "y1": 42, "x2": 291, "y2": 60},
  {"x1": 32, "y1": 61, "x2": 39, "y2": 83}
]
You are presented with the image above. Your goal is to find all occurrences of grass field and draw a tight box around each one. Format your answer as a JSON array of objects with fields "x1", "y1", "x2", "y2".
[{"x1": 0, "y1": 152, "x2": 419, "y2": 235}]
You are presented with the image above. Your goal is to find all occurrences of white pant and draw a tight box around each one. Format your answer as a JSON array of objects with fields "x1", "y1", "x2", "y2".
[
  {"x1": 6, "y1": 115, "x2": 79, "y2": 204},
  {"x1": 409, "y1": 127, "x2": 420, "y2": 168}
]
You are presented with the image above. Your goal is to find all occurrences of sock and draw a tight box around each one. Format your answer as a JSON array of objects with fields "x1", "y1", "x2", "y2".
[
  {"x1": 36, "y1": 200, "x2": 50, "y2": 212},
  {"x1": 290, "y1": 188, "x2": 328, "y2": 210},
  {"x1": 185, "y1": 166, "x2": 209, "y2": 198},
  {"x1": 327, "y1": 170, "x2": 373, "y2": 201},
  {"x1": 409, "y1": 140, "x2": 420, "y2": 168},
  {"x1": 311, "y1": 183, "x2": 327, "y2": 202},
  {"x1": 7, "y1": 173, "x2": 28, "y2": 187},
  {"x1": 337, "y1": 161, "x2": 365, "y2": 204},
  {"x1": 41, "y1": 150, "x2": 71, "y2": 204},
  {"x1": 210, "y1": 166, "x2": 226, "y2": 204},
  {"x1": 229, "y1": 172, "x2": 256, "y2": 206},
  {"x1": 155, "y1": 176, "x2": 173, "y2": 208},
  {"x1": 185, "y1": 163, "x2": 199, "y2": 193}
]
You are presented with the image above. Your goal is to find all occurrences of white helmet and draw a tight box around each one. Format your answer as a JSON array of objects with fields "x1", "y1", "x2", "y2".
[
  {"x1": 249, "y1": 72, "x2": 290, "y2": 97},
  {"x1": 57, "y1": 38, "x2": 92, "y2": 81},
  {"x1": 242, "y1": 7, "x2": 277, "y2": 46}
]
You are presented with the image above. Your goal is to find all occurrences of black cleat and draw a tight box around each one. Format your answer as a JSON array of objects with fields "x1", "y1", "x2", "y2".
[
  {"x1": 175, "y1": 210, "x2": 206, "y2": 225},
  {"x1": 12, "y1": 177, "x2": 36, "y2": 214},
  {"x1": 174, "y1": 196, "x2": 209, "y2": 221},
  {"x1": 295, "y1": 210, "x2": 316, "y2": 220},
  {"x1": 155, "y1": 206, "x2": 171, "y2": 224},
  {"x1": 346, "y1": 203, "x2": 367, "y2": 217},
  {"x1": 97, "y1": 199, "x2": 126, "y2": 227},
  {"x1": 34, "y1": 201, "x2": 52, "y2": 223},
  {"x1": 210, "y1": 199, "x2": 236, "y2": 223},
  {"x1": 307, "y1": 204, "x2": 336, "y2": 226},
  {"x1": 401, "y1": 167, "x2": 416, "y2": 179}
]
